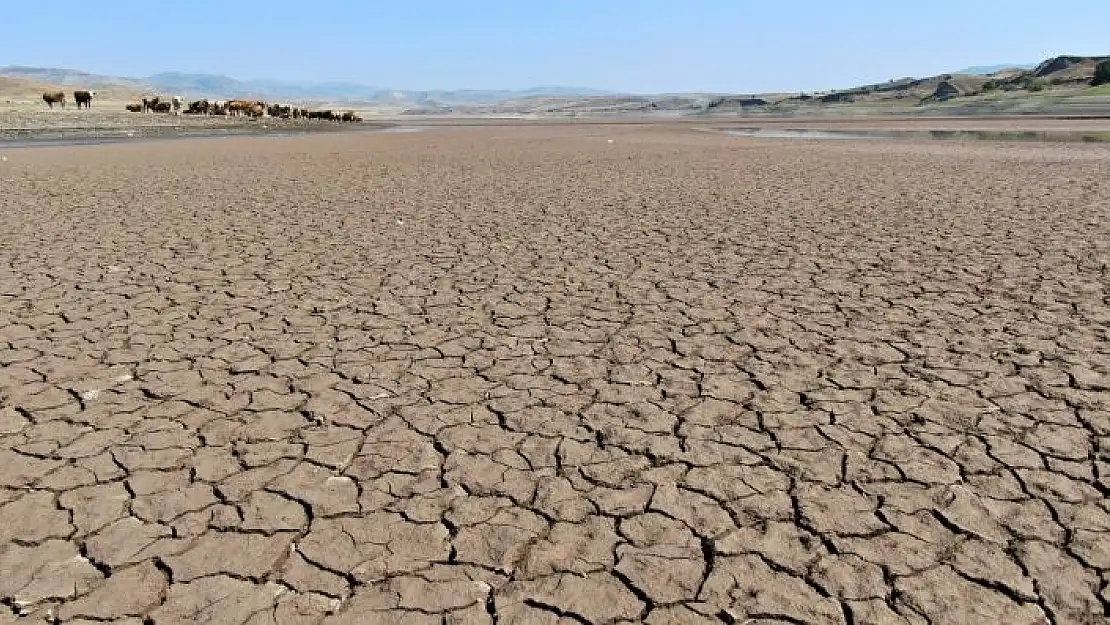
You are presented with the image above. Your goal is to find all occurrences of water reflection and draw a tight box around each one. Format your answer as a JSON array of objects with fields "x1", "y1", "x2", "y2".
[
  {"x1": 0, "y1": 123, "x2": 399, "y2": 149},
  {"x1": 720, "y1": 127, "x2": 1110, "y2": 143},
  {"x1": 378, "y1": 126, "x2": 429, "y2": 133}
]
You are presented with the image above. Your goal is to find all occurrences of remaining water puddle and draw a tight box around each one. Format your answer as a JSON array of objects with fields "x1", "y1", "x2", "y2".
[
  {"x1": 378, "y1": 126, "x2": 430, "y2": 133},
  {"x1": 720, "y1": 127, "x2": 1110, "y2": 143},
  {"x1": 0, "y1": 123, "x2": 408, "y2": 149}
]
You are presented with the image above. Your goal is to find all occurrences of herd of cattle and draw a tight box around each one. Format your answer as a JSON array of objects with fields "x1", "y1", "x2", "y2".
[
  {"x1": 42, "y1": 90, "x2": 95, "y2": 109},
  {"x1": 42, "y1": 90, "x2": 364, "y2": 122}
]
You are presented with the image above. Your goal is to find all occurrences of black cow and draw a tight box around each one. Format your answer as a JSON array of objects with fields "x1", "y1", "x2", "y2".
[
  {"x1": 73, "y1": 90, "x2": 95, "y2": 109},
  {"x1": 186, "y1": 99, "x2": 210, "y2": 114},
  {"x1": 267, "y1": 103, "x2": 292, "y2": 118}
]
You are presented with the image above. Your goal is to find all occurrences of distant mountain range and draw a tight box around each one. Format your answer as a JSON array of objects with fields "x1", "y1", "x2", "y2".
[
  {"x1": 950, "y1": 63, "x2": 1036, "y2": 76},
  {"x1": 0, "y1": 65, "x2": 617, "y2": 104},
  {"x1": 2, "y1": 55, "x2": 1105, "y2": 114}
]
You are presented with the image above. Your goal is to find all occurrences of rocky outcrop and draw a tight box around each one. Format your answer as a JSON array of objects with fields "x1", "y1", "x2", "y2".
[
  {"x1": 706, "y1": 96, "x2": 768, "y2": 110},
  {"x1": 1034, "y1": 55, "x2": 1096, "y2": 77},
  {"x1": 933, "y1": 80, "x2": 962, "y2": 101},
  {"x1": 820, "y1": 91, "x2": 854, "y2": 103}
]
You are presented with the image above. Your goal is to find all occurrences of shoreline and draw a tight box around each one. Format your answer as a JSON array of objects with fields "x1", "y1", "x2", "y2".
[
  {"x1": 0, "y1": 120, "x2": 395, "y2": 148},
  {"x1": 5, "y1": 112, "x2": 1110, "y2": 149}
]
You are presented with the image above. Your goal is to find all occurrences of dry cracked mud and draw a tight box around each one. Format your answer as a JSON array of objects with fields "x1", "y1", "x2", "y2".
[{"x1": 1, "y1": 125, "x2": 1108, "y2": 624}]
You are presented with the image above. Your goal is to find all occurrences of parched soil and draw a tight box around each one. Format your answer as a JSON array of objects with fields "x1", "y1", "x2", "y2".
[{"x1": 1, "y1": 125, "x2": 1108, "y2": 624}]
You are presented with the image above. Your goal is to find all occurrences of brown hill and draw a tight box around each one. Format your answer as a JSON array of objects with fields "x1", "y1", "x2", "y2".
[
  {"x1": 773, "y1": 54, "x2": 1109, "y2": 110},
  {"x1": 1032, "y1": 55, "x2": 1110, "y2": 81},
  {"x1": 927, "y1": 75, "x2": 991, "y2": 101},
  {"x1": 0, "y1": 75, "x2": 143, "y2": 102}
]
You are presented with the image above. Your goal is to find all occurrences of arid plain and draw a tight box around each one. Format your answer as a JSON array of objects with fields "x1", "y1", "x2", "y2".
[{"x1": 1, "y1": 123, "x2": 1108, "y2": 624}]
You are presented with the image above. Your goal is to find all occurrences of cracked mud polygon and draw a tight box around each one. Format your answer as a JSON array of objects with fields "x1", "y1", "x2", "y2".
[{"x1": 1, "y1": 125, "x2": 1108, "y2": 624}]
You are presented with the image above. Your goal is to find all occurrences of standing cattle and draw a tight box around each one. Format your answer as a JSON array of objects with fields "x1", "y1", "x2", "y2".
[
  {"x1": 43, "y1": 92, "x2": 66, "y2": 108},
  {"x1": 267, "y1": 103, "x2": 292, "y2": 118},
  {"x1": 73, "y1": 90, "x2": 95, "y2": 109},
  {"x1": 171, "y1": 96, "x2": 183, "y2": 112},
  {"x1": 185, "y1": 99, "x2": 209, "y2": 114},
  {"x1": 142, "y1": 96, "x2": 161, "y2": 112},
  {"x1": 152, "y1": 101, "x2": 172, "y2": 113},
  {"x1": 125, "y1": 103, "x2": 143, "y2": 112},
  {"x1": 226, "y1": 99, "x2": 265, "y2": 117}
]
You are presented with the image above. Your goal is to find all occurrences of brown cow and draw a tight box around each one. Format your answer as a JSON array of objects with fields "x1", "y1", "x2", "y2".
[
  {"x1": 226, "y1": 100, "x2": 249, "y2": 116},
  {"x1": 125, "y1": 103, "x2": 143, "y2": 112},
  {"x1": 74, "y1": 90, "x2": 95, "y2": 109},
  {"x1": 227, "y1": 99, "x2": 266, "y2": 117},
  {"x1": 43, "y1": 92, "x2": 66, "y2": 108}
]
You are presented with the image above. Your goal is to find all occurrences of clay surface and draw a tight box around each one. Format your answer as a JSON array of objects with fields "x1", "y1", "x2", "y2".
[{"x1": 0, "y1": 125, "x2": 1107, "y2": 623}]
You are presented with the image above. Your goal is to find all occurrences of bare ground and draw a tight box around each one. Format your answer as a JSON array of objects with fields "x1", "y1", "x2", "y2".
[{"x1": 1, "y1": 124, "x2": 1108, "y2": 624}]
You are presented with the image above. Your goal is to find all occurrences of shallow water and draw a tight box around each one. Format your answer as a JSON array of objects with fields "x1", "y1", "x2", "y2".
[
  {"x1": 0, "y1": 123, "x2": 399, "y2": 149},
  {"x1": 721, "y1": 127, "x2": 1110, "y2": 142},
  {"x1": 378, "y1": 126, "x2": 430, "y2": 133}
]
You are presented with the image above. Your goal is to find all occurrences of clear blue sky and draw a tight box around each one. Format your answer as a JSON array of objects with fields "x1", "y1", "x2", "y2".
[{"x1": 3, "y1": 0, "x2": 1108, "y2": 93}]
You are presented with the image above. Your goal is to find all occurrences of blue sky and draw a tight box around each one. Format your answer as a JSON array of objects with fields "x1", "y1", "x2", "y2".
[{"x1": 3, "y1": 0, "x2": 1108, "y2": 93}]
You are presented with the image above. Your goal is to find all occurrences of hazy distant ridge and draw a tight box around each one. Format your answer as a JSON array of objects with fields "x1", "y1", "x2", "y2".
[
  {"x1": 3, "y1": 55, "x2": 1106, "y2": 115},
  {"x1": 0, "y1": 65, "x2": 617, "y2": 104},
  {"x1": 950, "y1": 63, "x2": 1036, "y2": 76}
]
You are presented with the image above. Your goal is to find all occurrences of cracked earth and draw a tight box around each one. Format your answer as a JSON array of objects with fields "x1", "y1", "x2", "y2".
[{"x1": 1, "y1": 125, "x2": 1108, "y2": 624}]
